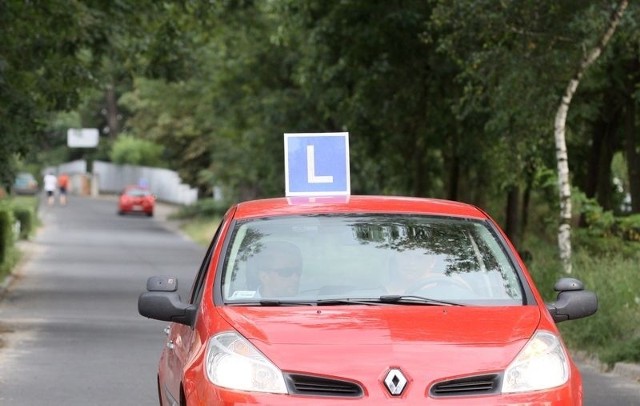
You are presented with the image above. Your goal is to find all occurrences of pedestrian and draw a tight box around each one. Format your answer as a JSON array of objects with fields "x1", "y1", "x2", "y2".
[
  {"x1": 43, "y1": 171, "x2": 57, "y2": 206},
  {"x1": 58, "y1": 172, "x2": 69, "y2": 205}
]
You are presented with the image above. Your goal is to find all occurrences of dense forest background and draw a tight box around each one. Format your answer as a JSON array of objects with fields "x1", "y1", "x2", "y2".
[{"x1": 2, "y1": 0, "x2": 640, "y2": 249}]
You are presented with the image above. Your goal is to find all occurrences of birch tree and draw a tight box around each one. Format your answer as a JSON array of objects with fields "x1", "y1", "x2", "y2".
[{"x1": 554, "y1": 0, "x2": 628, "y2": 274}]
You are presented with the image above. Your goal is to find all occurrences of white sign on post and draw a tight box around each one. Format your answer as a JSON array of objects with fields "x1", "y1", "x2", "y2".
[
  {"x1": 284, "y1": 132, "x2": 350, "y2": 197},
  {"x1": 67, "y1": 128, "x2": 99, "y2": 148}
]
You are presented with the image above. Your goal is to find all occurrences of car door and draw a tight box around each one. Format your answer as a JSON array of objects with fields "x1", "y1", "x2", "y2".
[{"x1": 161, "y1": 213, "x2": 230, "y2": 405}]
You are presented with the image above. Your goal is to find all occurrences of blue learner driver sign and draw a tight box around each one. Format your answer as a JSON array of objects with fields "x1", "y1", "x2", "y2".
[{"x1": 284, "y1": 132, "x2": 350, "y2": 196}]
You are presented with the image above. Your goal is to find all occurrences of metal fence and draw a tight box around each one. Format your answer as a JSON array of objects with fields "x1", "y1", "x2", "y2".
[{"x1": 46, "y1": 160, "x2": 198, "y2": 205}]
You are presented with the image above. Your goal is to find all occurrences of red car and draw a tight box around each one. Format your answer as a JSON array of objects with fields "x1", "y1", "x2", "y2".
[
  {"x1": 118, "y1": 185, "x2": 155, "y2": 217},
  {"x1": 139, "y1": 196, "x2": 597, "y2": 405}
]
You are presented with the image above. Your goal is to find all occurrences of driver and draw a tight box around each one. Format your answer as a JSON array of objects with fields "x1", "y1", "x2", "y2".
[{"x1": 255, "y1": 241, "x2": 303, "y2": 298}]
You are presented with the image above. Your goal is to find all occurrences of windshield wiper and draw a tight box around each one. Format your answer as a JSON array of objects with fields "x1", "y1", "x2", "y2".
[
  {"x1": 226, "y1": 299, "x2": 315, "y2": 306},
  {"x1": 257, "y1": 299, "x2": 316, "y2": 306},
  {"x1": 378, "y1": 295, "x2": 464, "y2": 307},
  {"x1": 315, "y1": 298, "x2": 387, "y2": 306},
  {"x1": 237, "y1": 296, "x2": 464, "y2": 307}
]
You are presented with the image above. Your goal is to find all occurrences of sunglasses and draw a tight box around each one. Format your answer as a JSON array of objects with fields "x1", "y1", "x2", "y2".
[{"x1": 264, "y1": 267, "x2": 301, "y2": 277}]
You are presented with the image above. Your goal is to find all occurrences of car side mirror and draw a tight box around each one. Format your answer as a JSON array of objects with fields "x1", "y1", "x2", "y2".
[
  {"x1": 546, "y1": 277, "x2": 598, "y2": 323},
  {"x1": 138, "y1": 276, "x2": 195, "y2": 326}
]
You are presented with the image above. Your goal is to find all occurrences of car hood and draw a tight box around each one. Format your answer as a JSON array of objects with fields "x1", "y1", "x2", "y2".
[{"x1": 218, "y1": 305, "x2": 541, "y2": 379}]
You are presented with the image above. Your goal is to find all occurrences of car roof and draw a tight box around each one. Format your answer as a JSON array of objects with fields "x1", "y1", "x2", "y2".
[{"x1": 231, "y1": 195, "x2": 488, "y2": 220}]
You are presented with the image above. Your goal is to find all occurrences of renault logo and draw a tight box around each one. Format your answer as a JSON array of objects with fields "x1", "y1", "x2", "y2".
[{"x1": 384, "y1": 368, "x2": 408, "y2": 396}]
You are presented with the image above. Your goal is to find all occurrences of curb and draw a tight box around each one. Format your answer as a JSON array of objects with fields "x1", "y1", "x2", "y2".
[
  {"x1": 573, "y1": 350, "x2": 640, "y2": 383},
  {"x1": 0, "y1": 272, "x2": 16, "y2": 297},
  {"x1": 0, "y1": 240, "x2": 35, "y2": 299},
  {"x1": 612, "y1": 362, "x2": 640, "y2": 383}
]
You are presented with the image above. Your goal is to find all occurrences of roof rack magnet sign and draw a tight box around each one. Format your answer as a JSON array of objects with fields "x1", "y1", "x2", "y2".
[{"x1": 284, "y1": 132, "x2": 350, "y2": 197}]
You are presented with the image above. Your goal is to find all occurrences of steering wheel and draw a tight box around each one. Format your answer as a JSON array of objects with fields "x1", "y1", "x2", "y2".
[{"x1": 406, "y1": 275, "x2": 473, "y2": 295}]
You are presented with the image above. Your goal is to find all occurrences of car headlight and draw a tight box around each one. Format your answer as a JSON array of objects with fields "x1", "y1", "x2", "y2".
[
  {"x1": 205, "y1": 332, "x2": 287, "y2": 394},
  {"x1": 502, "y1": 330, "x2": 569, "y2": 393}
]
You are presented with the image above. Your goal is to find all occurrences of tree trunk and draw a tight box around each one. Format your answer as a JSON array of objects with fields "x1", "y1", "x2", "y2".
[
  {"x1": 553, "y1": 0, "x2": 628, "y2": 274},
  {"x1": 105, "y1": 84, "x2": 119, "y2": 139},
  {"x1": 580, "y1": 118, "x2": 606, "y2": 227},
  {"x1": 595, "y1": 120, "x2": 617, "y2": 211},
  {"x1": 520, "y1": 167, "x2": 533, "y2": 244},
  {"x1": 624, "y1": 57, "x2": 640, "y2": 213},
  {"x1": 505, "y1": 186, "x2": 521, "y2": 250},
  {"x1": 446, "y1": 132, "x2": 460, "y2": 201}
]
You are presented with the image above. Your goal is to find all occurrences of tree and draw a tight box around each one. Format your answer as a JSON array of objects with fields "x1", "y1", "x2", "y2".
[
  {"x1": 0, "y1": 0, "x2": 95, "y2": 185},
  {"x1": 109, "y1": 135, "x2": 165, "y2": 167},
  {"x1": 0, "y1": 1, "x2": 206, "y2": 186},
  {"x1": 554, "y1": 0, "x2": 628, "y2": 273},
  {"x1": 431, "y1": 0, "x2": 590, "y2": 245}
]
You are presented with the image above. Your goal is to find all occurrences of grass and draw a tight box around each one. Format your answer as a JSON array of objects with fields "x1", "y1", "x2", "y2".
[
  {"x1": 170, "y1": 198, "x2": 226, "y2": 246},
  {"x1": 525, "y1": 231, "x2": 640, "y2": 367},
  {"x1": 180, "y1": 216, "x2": 221, "y2": 246}
]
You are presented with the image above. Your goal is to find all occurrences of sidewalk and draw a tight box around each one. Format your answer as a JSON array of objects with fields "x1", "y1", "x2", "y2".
[{"x1": 151, "y1": 200, "x2": 189, "y2": 236}]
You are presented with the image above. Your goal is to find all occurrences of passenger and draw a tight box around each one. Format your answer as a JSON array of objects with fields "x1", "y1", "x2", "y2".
[{"x1": 386, "y1": 250, "x2": 443, "y2": 295}]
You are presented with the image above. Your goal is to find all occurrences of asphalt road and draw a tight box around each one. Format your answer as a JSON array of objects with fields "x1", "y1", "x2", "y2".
[
  {"x1": 0, "y1": 195, "x2": 638, "y2": 405},
  {"x1": 0, "y1": 195, "x2": 204, "y2": 405}
]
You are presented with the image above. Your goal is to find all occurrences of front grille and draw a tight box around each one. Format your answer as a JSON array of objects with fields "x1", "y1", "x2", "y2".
[
  {"x1": 430, "y1": 374, "x2": 501, "y2": 397},
  {"x1": 285, "y1": 373, "x2": 364, "y2": 398}
]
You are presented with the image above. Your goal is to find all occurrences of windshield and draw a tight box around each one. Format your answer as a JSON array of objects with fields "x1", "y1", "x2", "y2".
[
  {"x1": 125, "y1": 188, "x2": 151, "y2": 197},
  {"x1": 220, "y1": 214, "x2": 523, "y2": 306}
]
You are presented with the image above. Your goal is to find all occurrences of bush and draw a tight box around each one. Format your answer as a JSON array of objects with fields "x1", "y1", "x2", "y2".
[
  {"x1": 614, "y1": 214, "x2": 640, "y2": 242},
  {"x1": 12, "y1": 206, "x2": 35, "y2": 239},
  {"x1": 171, "y1": 198, "x2": 230, "y2": 220},
  {"x1": 533, "y1": 237, "x2": 640, "y2": 366},
  {"x1": 600, "y1": 337, "x2": 640, "y2": 367},
  {"x1": 525, "y1": 230, "x2": 640, "y2": 366},
  {"x1": 109, "y1": 135, "x2": 165, "y2": 167},
  {"x1": 0, "y1": 202, "x2": 16, "y2": 271}
]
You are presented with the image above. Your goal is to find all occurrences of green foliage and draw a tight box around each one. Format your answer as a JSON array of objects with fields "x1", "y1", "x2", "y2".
[
  {"x1": 109, "y1": 135, "x2": 165, "y2": 167},
  {"x1": 118, "y1": 78, "x2": 212, "y2": 192},
  {"x1": 12, "y1": 202, "x2": 37, "y2": 240},
  {"x1": 614, "y1": 214, "x2": 640, "y2": 242},
  {"x1": 0, "y1": 202, "x2": 16, "y2": 274},
  {"x1": 527, "y1": 231, "x2": 640, "y2": 365},
  {"x1": 0, "y1": 1, "x2": 209, "y2": 185},
  {"x1": 575, "y1": 190, "x2": 640, "y2": 242},
  {"x1": 600, "y1": 337, "x2": 640, "y2": 367},
  {"x1": 0, "y1": 1, "x2": 96, "y2": 185},
  {"x1": 577, "y1": 194, "x2": 618, "y2": 236},
  {"x1": 171, "y1": 198, "x2": 230, "y2": 220},
  {"x1": 561, "y1": 249, "x2": 640, "y2": 364}
]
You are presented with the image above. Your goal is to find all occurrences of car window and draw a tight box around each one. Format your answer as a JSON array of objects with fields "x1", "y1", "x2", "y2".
[
  {"x1": 15, "y1": 173, "x2": 36, "y2": 184},
  {"x1": 220, "y1": 214, "x2": 524, "y2": 306},
  {"x1": 125, "y1": 188, "x2": 151, "y2": 197},
  {"x1": 189, "y1": 220, "x2": 225, "y2": 306}
]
